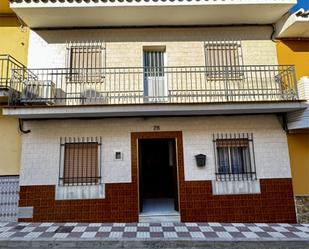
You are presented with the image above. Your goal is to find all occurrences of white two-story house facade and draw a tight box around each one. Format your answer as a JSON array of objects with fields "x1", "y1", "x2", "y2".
[{"x1": 3, "y1": 0, "x2": 306, "y2": 223}]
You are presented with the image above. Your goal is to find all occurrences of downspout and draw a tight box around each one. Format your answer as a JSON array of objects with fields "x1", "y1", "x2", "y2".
[
  {"x1": 271, "y1": 24, "x2": 276, "y2": 42},
  {"x1": 19, "y1": 119, "x2": 31, "y2": 134},
  {"x1": 277, "y1": 114, "x2": 289, "y2": 134}
]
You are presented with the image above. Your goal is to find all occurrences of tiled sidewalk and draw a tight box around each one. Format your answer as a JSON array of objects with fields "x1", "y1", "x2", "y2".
[{"x1": 0, "y1": 222, "x2": 309, "y2": 240}]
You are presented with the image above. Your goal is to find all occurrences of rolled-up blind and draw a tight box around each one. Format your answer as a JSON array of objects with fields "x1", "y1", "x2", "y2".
[
  {"x1": 63, "y1": 142, "x2": 98, "y2": 184},
  {"x1": 216, "y1": 139, "x2": 249, "y2": 147}
]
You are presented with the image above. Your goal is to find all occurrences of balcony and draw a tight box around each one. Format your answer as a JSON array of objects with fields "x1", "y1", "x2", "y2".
[
  {"x1": 9, "y1": 65, "x2": 299, "y2": 105},
  {"x1": 0, "y1": 55, "x2": 28, "y2": 90},
  {"x1": 10, "y1": 0, "x2": 296, "y2": 28},
  {"x1": 4, "y1": 65, "x2": 305, "y2": 119}
]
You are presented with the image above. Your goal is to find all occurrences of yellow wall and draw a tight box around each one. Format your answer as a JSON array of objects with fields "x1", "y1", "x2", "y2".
[
  {"x1": 0, "y1": 108, "x2": 21, "y2": 175},
  {"x1": 277, "y1": 40, "x2": 309, "y2": 80},
  {"x1": 287, "y1": 133, "x2": 309, "y2": 195},
  {"x1": 277, "y1": 40, "x2": 309, "y2": 195},
  {"x1": 0, "y1": 2, "x2": 29, "y2": 175},
  {"x1": 0, "y1": 0, "x2": 12, "y2": 14},
  {"x1": 0, "y1": 16, "x2": 29, "y2": 64}
]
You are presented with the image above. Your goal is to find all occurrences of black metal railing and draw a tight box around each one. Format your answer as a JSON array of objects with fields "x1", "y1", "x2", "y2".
[
  {"x1": 0, "y1": 54, "x2": 28, "y2": 89},
  {"x1": 213, "y1": 133, "x2": 257, "y2": 181},
  {"x1": 59, "y1": 137, "x2": 102, "y2": 186},
  {"x1": 9, "y1": 65, "x2": 298, "y2": 106}
]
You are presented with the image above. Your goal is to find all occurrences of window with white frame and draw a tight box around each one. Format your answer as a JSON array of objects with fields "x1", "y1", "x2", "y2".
[
  {"x1": 59, "y1": 137, "x2": 102, "y2": 186},
  {"x1": 213, "y1": 133, "x2": 256, "y2": 181}
]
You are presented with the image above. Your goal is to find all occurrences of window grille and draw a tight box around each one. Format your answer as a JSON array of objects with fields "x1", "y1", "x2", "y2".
[
  {"x1": 204, "y1": 40, "x2": 244, "y2": 79},
  {"x1": 213, "y1": 133, "x2": 256, "y2": 181},
  {"x1": 66, "y1": 41, "x2": 106, "y2": 83},
  {"x1": 59, "y1": 137, "x2": 102, "y2": 186}
]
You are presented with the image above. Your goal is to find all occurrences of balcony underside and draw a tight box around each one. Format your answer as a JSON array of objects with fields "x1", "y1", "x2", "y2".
[
  {"x1": 3, "y1": 101, "x2": 306, "y2": 119},
  {"x1": 11, "y1": 1, "x2": 295, "y2": 28}
]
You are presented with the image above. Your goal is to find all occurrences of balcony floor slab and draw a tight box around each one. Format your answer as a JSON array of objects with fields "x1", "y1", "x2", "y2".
[{"x1": 2, "y1": 101, "x2": 306, "y2": 119}]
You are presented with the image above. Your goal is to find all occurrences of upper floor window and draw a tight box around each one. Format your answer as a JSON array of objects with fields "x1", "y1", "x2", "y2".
[
  {"x1": 204, "y1": 40, "x2": 243, "y2": 79},
  {"x1": 59, "y1": 137, "x2": 102, "y2": 186},
  {"x1": 66, "y1": 41, "x2": 106, "y2": 83},
  {"x1": 213, "y1": 133, "x2": 256, "y2": 181}
]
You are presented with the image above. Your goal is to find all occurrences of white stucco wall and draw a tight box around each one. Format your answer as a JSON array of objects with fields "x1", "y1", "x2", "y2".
[
  {"x1": 27, "y1": 26, "x2": 278, "y2": 68},
  {"x1": 19, "y1": 115, "x2": 291, "y2": 186}
]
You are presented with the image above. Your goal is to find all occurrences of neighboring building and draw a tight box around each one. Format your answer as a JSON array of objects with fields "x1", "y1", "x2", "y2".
[
  {"x1": 3, "y1": 0, "x2": 305, "y2": 223},
  {"x1": 0, "y1": 0, "x2": 29, "y2": 221},
  {"x1": 276, "y1": 8, "x2": 309, "y2": 223}
]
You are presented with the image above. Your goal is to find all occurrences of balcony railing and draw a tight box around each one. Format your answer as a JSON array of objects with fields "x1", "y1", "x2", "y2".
[
  {"x1": 9, "y1": 65, "x2": 298, "y2": 106},
  {"x1": 0, "y1": 55, "x2": 28, "y2": 90}
]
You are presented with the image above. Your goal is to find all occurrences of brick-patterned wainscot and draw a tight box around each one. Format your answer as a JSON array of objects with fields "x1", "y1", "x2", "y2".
[
  {"x1": 19, "y1": 130, "x2": 296, "y2": 223},
  {"x1": 19, "y1": 183, "x2": 138, "y2": 222},
  {"x1": 19, "y1": 178, "x2": 296, "y2": 223},
  {"x1": 179, "y1": 179, "x2": 296, "y2": 223}
]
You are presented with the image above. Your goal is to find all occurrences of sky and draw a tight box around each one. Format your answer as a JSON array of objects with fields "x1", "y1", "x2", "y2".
[{"x1": 291, "y1": 0, "x2": 309, "y2": 12}]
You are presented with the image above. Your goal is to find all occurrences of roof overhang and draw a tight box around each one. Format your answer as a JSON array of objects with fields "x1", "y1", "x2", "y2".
[
  {"x1": 276, "y1": 9, "x2": 309, "y2": 38},
  {"x1": 2, "y1": 101, "x2": 306, "y2": 119},
  {"x1": 10, "y1": 0, "x2": 296, "y2": 28}
]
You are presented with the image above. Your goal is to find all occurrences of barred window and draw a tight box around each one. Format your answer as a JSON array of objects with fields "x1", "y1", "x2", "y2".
[
  {"x1": 204, "y1": 40, "x2": 243, "y2": 79},
  {"x1": 66, "y1": 41, "x2": 105, "y2": 83},
  {"x1": 59, "y1": 137, "x2": 102, "y2": 186},
  {"x1": 213, "y1": 133, "x2": 256, "y2": 181}
]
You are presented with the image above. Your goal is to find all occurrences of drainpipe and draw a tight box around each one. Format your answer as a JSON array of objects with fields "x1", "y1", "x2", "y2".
[
  {"x1": 277, "y1": 114, "x2": 289, "y2": 134},
  {"x1": 19, "y1": 119, "x2": 31, "y2": 134}
]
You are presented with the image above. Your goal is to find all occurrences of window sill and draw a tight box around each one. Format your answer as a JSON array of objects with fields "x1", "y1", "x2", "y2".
[
  {"x1": 212, "y1": 179, "x2": 260, "y2": 195},
  {"x1": 55, "y1": 184, "x2": 105, "y2": 200}
]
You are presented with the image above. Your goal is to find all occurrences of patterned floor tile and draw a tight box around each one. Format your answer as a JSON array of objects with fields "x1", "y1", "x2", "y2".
[
  {"x1": 294, "y1": 232, "x2": 309, "y2": 239},
  {"x1": 177, "y1": 232, "x2": 190, "y2": 238},
  {"x1": 150, "y1": 226, "x2": 163, "y2": 232},
  {"x1": 95, "y1": 232, "x2": 111, "y2": 238},
  {"x1": 242, "y1": 231, "x2": 259, "y2": 239},
  {"x1": 137, "y1": 232, "x2": 150, "y2": 238},
  {"x1": 124, "y1": 226, "x2": 137, "y2": 232},
  {"x1": 81, "y1": 232, "x2": 97, "y2": 238},
  {"x1": 151, "y1": 232, "x2": 164, "y2": 238},
  {"x1": 200, "y1": 226, "x2": 214, "y2": 232},
  {"x1": 248, "y1": 226, "x2": 265, "y2": 232},
  {"x1": 0, "y1": 232, "x2": 15, "y2": 238},
  {"x1": 109, "y1": 232, "x2": 123, "y2": 238},
  {"x1": 216, "y1": 232, "x2": 233, "y2": 239},
  {"x1": 272, "y1": 226, "x2": 290, "y2": 232},
  {"x1": 190, "y1": 232, "x2": 204, "y2": 238},
  {"x1": 24, "y1": 232, "x2": 43, "y2": 239},
  {"x1": 53, "y1": 233, "x2": 69, "y2": 238},
  {"x1": 67, "y1": 232, "x2": 83, "y2": 238},
  {"x1": 268, "y1": 232, "x2": 286, "y2": 238},
  {"x1": 203, "y1": 232, "x2": 219, "y2": 238},
  {"x1": 162, "y1": 226, "x2": 175, "y2": 232},
  {"x1": 45, "y1": 226, "x2": 59, "y2": 232},
  {"x1": 0, "y1": 222, "x2": 307, "y2": 241},
  {"x1": 98, "y1": 226, "x2": 112, "y2": 232},
  {"x1": 175, "y1": 226, "x2": 188, "y2": 232},
  {"x1": 224, "y1": 226, "x2": 240, "y2": 232},
  {"x1": 163, "y1": 232, "x2": 178, "y2": 238},
  {"x1": 71, "y1": 226, "x2": 87, "y2": 232}
]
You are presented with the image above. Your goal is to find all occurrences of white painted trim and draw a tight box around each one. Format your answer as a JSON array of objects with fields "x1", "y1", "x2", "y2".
[
  {"x1": 11, "y1": 0, "x2": 296, "y2": 9},
  {"x1": 212, "y1": 180, "x2": 261, "y2": 195},
  {"x1": 55, "y1": 184, "x2": 105, "y2": 200}
]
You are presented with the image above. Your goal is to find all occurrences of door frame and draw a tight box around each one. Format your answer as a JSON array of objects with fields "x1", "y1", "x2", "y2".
[{"x1": 131, "y1": 131, "x2": 184, "y2": 218}]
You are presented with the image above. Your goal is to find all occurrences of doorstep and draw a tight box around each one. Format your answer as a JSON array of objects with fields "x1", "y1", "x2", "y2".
[{"x1": 0, "y1": 222, "x2": 308, "y2": 249}]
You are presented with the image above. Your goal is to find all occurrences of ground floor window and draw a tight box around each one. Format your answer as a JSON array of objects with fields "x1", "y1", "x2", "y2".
[
  {"x1": 59, "y1": 137, "x2": 102, "y2": 186},
  {"x1": 213, "y1": 133, "x2": 256, "y2": 181}
]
